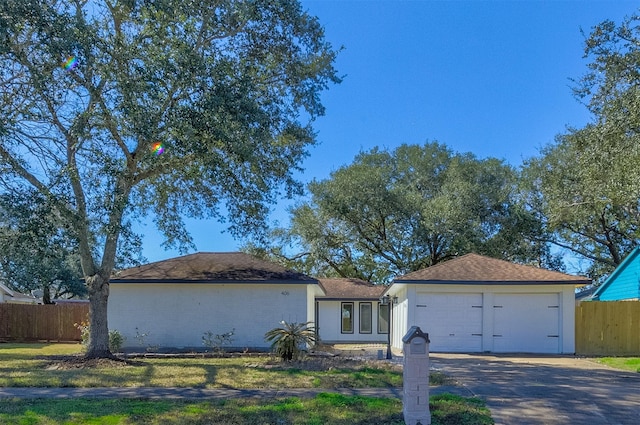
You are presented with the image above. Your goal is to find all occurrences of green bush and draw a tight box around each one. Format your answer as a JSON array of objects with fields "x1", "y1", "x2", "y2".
[
  {"x1": 74, "y1": 320, "x2": 125, "y2": 353},
  {"x1": 264, "y1": 321, "x2": 318, "y2": 362},
  {"x1": 108, "y1": 330, "x2": 125, "y2": 353},
  {"x1": 74, "y1": 319, "x2": 90, "y2": 348}
]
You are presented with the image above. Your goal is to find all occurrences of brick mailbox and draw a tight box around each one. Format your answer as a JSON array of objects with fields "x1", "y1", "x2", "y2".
[{"x1": 402, "y1": 326, "x2": 431, "y2": 425}]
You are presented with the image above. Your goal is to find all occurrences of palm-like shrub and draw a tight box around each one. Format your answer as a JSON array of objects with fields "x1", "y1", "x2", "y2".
[{"x1": 264, "y1": 321, "x2": 318, "y2": 361}]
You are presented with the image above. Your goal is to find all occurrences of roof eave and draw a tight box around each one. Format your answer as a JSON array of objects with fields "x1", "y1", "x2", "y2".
[
  {"x1": 109, "y1": 279, "x2": 320, "y2": 285},
  {"x1": 392, "y1": 279, "x2": 592, "y2": 286},
  {"x1": 0, "y1": 283, "x2": 15, "y2": 297},
  {"x1": 316, "y1": 297, "x2": 384, "y2": 301}
]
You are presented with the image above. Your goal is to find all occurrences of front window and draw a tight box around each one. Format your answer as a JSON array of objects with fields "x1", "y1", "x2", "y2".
[
  {"x1": 378, "y1": 303, "x2": 389, "y2": 334},
  {"x1": 341, "y1": 302, "x2": 354, "y2": 333},
  {"x1": 360, "y1": 302, "x2": 372, "y2": 334}
]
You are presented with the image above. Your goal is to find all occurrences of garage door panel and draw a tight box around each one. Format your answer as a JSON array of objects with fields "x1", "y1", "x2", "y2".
[
  {"x1": 415, "y1": 293, "x2": 483, "y2": 352},
  {"x1": 493, "y1": 294, "x2": 559, "y2": 353}
]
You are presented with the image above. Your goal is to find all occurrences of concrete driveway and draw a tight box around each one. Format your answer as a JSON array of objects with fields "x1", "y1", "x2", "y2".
[{"x1": 430, "y1": 353, "x2": 640, "y2": 425}]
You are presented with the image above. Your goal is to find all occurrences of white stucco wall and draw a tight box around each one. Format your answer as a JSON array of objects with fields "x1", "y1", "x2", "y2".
[
  {"x1": 388, "y1": 284, "x2": 577, "y2": 354},
  {"x1": 108, "y1": 283, "x2": 313, "y2": 350},
  {"x1": 307, "y1": 285, "x2": 322, "y2": 325},
  {"x1": 389, "y1": 286, "x2": 408, "y2": 350},
  {"x1": 316, "y1": 300, "x2": 387, "y2": 343}
]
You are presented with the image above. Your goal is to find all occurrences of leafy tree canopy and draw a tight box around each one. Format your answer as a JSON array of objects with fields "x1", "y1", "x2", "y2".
[
  {"x1": 0, "y1": 191, "x2": 86, "y2": 303},
  {"x1": 521, "y1": 14, "x2": 640, "y2": 282},
  {"x1": 0, "y1": 0, "x2": 340, "y2": 357},
  {"x1": 251, "y1": 142, "x2": 561, "y2": 283}
]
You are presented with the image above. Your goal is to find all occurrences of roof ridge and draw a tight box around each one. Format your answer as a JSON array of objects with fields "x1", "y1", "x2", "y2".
[
  {"x1": 111, "y1": 252, "x2": 318, "y2": 283},
  {"x1": 394, "y1": 252, "x2": 590, "y2": 283},
  {"x1": 317, "y1": 277, "x2": 377, "y2": 283}
]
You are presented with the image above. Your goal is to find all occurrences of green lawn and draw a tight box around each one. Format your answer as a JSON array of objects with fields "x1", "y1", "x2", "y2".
[
  {"x1": 0, "y1": 395, "x2": 493, "y2": 425},
  {"x1": 0, "y1": 343, "x2": 81, "y2": 356},
  {"x1": 593, "y1": 357, "x2": 640, "y2": 372},
  {"x1": 0, "y1": 343, "x2": 494, "y2": 425},
  {"x1": 0, "y1": 343, "x2": 403, "y2": 389}
]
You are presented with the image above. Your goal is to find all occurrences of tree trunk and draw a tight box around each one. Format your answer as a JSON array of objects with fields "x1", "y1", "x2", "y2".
[
  {"x1": 42, "y1": 285, "x2": 52, "y2": 304},
  {"x1": 85, "y1": 274, "x2": 113, "y2": 359}
]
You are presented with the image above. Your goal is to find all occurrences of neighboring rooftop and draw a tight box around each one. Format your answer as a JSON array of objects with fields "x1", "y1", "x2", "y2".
[
  {"x1": 575, "y1": 285, "x2": 596, "y2": 301},
  {"x1": 394, "y1": 253, "x2": 591, "y2": 285},
  {"x1": 317, "y1": 278, "x2": 387, "y2": 300},
  {"x1": 111, "y1": 252, "x2": 317, "y2": 283},
  {"x1": 0, "y1": 283, "x2": 41, "y2": 304},
  {"x1": 592, "y1": 247, "x2": 640, "y2": 301}
]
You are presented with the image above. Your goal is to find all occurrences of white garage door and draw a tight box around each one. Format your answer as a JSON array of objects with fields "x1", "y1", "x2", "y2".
[
  {"x1": 415, "y1": 293, "x2": 483, "y2": 352},
  {"x1": 493, "y1": 293, "x2": 560, "y2": 353}
]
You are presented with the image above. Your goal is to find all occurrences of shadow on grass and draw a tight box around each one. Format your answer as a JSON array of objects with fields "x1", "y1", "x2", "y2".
[
  {"x1": 0, "y1": 353, "x2": 50, "y2": 361},
  {"x1": 136, "y1": 359, "x2": 220, "y2": 388}
]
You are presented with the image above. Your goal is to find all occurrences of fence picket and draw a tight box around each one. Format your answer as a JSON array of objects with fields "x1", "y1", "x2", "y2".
[
  {"x1": 0, "y1": 303, "x2": 88, "y2": 342},
  {"x1": 576, "y1": 301, "x2": 640, "y2": 356}
]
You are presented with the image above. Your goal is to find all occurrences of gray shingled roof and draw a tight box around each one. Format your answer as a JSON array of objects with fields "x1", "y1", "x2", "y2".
[
  {"x1": 316, "y1": 278, "x2": 387, "y2": 300},
  {"x1": 394, "y1": 253, "x2": 590, "y2": 285},
  {"x1": 111, "y1": 252, "x2": 317, "y2": 284}
]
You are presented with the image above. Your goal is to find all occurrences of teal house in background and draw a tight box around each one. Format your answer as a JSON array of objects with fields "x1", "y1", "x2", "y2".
[{"x1": 593, "y1": 247, "x2": 640, "y2": 301}]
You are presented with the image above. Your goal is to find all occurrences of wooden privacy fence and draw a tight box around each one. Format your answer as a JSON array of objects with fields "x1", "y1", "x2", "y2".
[
  {"x1": 0, "y1": 303, "x2": 89, "y2": 342},
  {"x1": 576, "y1": 301, "x2": 640, "y2": 356}
]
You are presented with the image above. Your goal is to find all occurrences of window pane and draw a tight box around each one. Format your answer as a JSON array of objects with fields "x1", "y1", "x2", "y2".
[
  {"x1": 360, "y1": 303, "x2": 372, "y2": 334},
  {"x1": 378, "y1": 304, "x2": 389, "y2": 334},
  {"x1": 341, "y1": 303, "x2": 353, "y2": 333}
]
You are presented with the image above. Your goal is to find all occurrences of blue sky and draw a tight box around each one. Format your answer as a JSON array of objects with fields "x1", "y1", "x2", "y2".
[{"x1": 135, "y1": 0, "x2": 638, "y2": 264}]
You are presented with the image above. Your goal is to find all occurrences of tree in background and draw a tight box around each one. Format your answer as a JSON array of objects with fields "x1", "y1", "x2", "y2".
[
  {"x1": 0, "y1": 0, "x2": 339, "y2": 357},
  {"x1": 0, "y1": 189, "x2": 144, "y2": 303},
  {"x1": 251, "y1": 143, "x2": 559, "y2": 283},
  {"x1": 0, "y1": 191, "x2": 86, "y2": 303},
  {"x1": 521, "y1": 14, "x2": 640, "y2": 282}
]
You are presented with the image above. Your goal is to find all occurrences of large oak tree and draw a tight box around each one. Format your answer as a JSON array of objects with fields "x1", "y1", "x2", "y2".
[
  {"x1": 0, "y1": 0, "x2": 339, "y2": 358},
  {"x1": 521, "y1": 14, "x2": 640, "y2": 281},
  {"x1": 253, "y1": 143, "x2": 559, "y2": 283}
]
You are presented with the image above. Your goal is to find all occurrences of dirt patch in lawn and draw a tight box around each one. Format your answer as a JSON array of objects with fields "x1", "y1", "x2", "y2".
[
  {"x1": 38, "y1": 342, "x2": 399, "y2": 372},
  {"x1": 42, "y1": 355, "x2": 144, "y2": 370},
  {"x1": 254, "y1": 356, "x2": 403, "y2": 372},
  {"x1": 40, "y1": 351, "x2": 400, "y2": 373}
]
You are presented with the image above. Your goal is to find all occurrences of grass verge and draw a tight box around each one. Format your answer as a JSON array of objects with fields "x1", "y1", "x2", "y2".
[
  {"x1": 430, "y1": 393, "x2": 494, "y2": 425},
  {"x1": 593, "y1": 357, "x2": 640, "y2": 372},
  {"x1": 0, "y1": 394, "x2": 493, "y2": 425},
  {"x1": 0, "y1": 344, "x2": 492, "y2": 424},
  {"x1": 0, "y1": 343, "x2": 81, "y2": 357},
  {"x1": 0, "y1": 343, "x2": 407, "y2": 389},
  {"x1": 0, "y1": 357, "x2": 403, "y2": 389}
]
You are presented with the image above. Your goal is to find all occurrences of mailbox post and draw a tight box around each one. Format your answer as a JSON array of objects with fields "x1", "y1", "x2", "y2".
[{"x1": 402, "y1": 326, "x2": 431, "y2": 425}]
